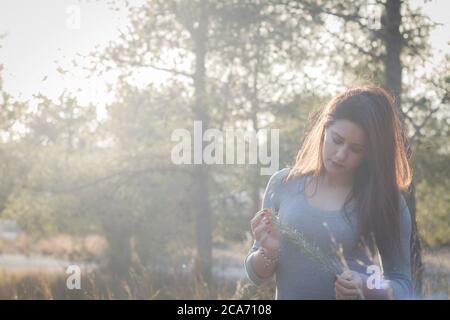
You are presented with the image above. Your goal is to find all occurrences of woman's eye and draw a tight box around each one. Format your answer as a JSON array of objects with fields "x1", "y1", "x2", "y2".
[
  {"x1": 352, "y1": 148, "x2": 363, "y2": 154},
  {"x1": 333, "y1": 138, "x2": 342, "y2": 144}
]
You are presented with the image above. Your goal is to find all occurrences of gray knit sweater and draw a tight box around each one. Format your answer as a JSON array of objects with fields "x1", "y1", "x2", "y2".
[{"x1": 244, "y1": 168, "x2": 413, "y2": 299}]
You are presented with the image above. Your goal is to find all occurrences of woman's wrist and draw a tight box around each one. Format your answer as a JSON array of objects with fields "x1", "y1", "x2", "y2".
[
  {"x1": 260, "y1": 247, "x2": 279, "y2": 258},
  {"x1": 258, "y1": 247, "x2": 279, "y2": 268}
]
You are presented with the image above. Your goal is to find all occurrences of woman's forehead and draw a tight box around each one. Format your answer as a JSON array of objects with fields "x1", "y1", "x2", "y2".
[{"x1": 327, "y1": 120, "x2": 366, "y2": 146}]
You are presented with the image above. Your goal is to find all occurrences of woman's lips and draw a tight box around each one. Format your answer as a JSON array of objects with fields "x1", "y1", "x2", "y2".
[{"x1": 330, "y1": 159, "x2": 345, "y2": 168}]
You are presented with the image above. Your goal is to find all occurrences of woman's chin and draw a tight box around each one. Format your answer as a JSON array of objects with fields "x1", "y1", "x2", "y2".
[
  {"x1": 324, "y1": 164, "x2": 347, "y2": 175},
  {"x1": 324, "y1": 164, "x2": 339, "y2": 173}
]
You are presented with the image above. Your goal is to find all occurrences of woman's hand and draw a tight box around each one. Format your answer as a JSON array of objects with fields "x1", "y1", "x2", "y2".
[
  {"x1": 334, "y1": 269, "x2": 365, "y2": 300},
  {"x1": 250, "y1": 208, "x2": 280, "y2": 254}
]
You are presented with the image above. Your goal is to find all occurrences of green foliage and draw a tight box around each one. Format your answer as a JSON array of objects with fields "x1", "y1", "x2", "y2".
[
  {"x1": 0, "y1": 1, "x2": 447, "y2": 298},
  {"x1": 414, "y1": 127, "x2": 450, "y2": 247},
  {"x1": 416, "y1": 179, "x2": 450, "y2": 247}
]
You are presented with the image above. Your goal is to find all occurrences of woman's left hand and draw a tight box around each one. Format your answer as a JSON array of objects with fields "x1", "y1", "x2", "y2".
[{"x1": 334, "y1": 269, "x2": 365, "y2": 300}]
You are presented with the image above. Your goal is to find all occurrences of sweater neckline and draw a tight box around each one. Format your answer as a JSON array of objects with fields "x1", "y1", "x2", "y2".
[{"x1": 298, "y1": 175, "x2": 356, "y2": 217}]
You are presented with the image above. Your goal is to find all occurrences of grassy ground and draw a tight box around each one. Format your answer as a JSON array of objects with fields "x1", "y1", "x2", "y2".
[
  {"x1": 421, "y1": 247, "x2": 450, "y2": 299},
  {"x1": 0, "y1": 239, "x2": 448, "y2": 299}
]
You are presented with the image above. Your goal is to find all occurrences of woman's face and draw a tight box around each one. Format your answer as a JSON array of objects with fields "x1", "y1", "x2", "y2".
[{"x1": 322, "y1": 119, "x2": 367, "y2": 176}]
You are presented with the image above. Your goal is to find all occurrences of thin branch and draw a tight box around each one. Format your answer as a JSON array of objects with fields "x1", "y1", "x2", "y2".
[
  {"x1": 113, "y1": 56, "x2": 194, "y2": 80},
  {"x1": 323, "y1": 26, "x2": 383, "y2": 61},
  {"x1": 26, "y1": 165, "x2": 192, "y2": 195},
  {"x1": 410, "y1": 105, "x2": 441, "y2": 143},
  {"x1": 292, "y1": 0, "x2": 384, "y2": 37}
]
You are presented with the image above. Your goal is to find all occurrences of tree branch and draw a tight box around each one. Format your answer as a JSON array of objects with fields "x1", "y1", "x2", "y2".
[
  {"x1": 323, "y1": 26, "x2": 383, "y2": 61},
  {"x1": 292, "y1": 1, "x2": 384, "y2": 37},
  {"x1": 113, "y1": 56, "x2": 194, "y2": 80},
  {"x1": 26, "y1": 165, "x2": 192, "y2": 195},
  {"x1": 410, "y1": 105, "x2": 441, "y2": 143}
]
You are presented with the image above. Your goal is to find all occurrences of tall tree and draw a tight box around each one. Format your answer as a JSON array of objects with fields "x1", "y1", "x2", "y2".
[
  {"x1": 97, "y1": 0, "x2": 322, "y2": 285},
  {"x1": 288, "y1": 0, "x2": 447, "y2": 295}
]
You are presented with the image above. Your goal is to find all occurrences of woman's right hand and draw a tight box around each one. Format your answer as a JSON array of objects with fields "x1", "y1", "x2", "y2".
[{"x1": 250, "y1": 208, "x2": 281, "y2": 254}]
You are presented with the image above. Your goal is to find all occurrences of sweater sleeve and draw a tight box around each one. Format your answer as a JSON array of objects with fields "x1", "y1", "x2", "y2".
[
  {"x1": 243, "y1": 168, "x2": 290, "y2": 286},
  {"x1": 380, "y1": 193, "x2": 414, "y2": 299}
]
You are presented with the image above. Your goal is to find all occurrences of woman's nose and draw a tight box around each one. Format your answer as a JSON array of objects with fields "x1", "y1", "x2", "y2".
[{"x1": 335, "y1": 147, "x2": 347, "y2": 161}]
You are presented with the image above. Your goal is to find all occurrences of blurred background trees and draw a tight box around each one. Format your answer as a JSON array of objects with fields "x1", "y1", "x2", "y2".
[{"x1": 0, "y1": 0, "x2": 448, "y2": 298}]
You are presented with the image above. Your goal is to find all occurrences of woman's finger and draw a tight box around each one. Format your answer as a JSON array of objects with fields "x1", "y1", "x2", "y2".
[
  {"x1": 336, "y1": 275, "x2": 357, "y2": 290},
  {"x1": 253, "y1": 222, "x2": 266, "y2": 236},
  {"x1": 253, "y1": 223, "x2": 269, "y2": 241},
  {"x1": 265, "y1": 219, "x2": 279, "y2": 237},
  {"x1": 334, "y1": 287, "x2": 346, "y2": 300},
  {"x1": 335, "y1": 286, "x2": 357, "y2": 300},
  {"x1": 250, "y1": 210, "x2": 265, "y2": 229},
  {"x1": 250, "y1": 209, "x2": 271, "y2": 229},
  {"x1": 340, "y1": 270, "x2": 353, "y2": 280},
  {"x1": 259, "y1": 231, "x2": 269, "y2": 244},
  {"x1": 335, "y1": 282, "x2": 359, "y2": 297},
  {"x1": 253, "y1": 212, "x2": 273, "y2": 231},
  {"x1": 251, "y1": 212, "x2": 268, "y2": 232}
]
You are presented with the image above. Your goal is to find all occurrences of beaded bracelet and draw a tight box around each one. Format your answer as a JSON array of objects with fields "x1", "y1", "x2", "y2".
[{"x1": 259, "y1": 247, "x2": 279, "y2": 268}]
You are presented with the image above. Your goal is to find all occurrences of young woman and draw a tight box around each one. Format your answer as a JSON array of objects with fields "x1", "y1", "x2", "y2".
[{"x1": 245, "y1": 86, "x2": 413, "y2": 300}]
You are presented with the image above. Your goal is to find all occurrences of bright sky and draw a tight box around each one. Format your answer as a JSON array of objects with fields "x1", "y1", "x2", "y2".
[
  {"x1": 0, "y1": 0, "x2": 448, "y2": 119},
  {"x1": 0, "y1": 0, "x2": 146, "y2": 120}
]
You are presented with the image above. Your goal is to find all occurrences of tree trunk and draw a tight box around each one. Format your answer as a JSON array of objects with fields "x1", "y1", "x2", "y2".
[
  {"x1": 250, "y1": 43, "x2": 262, "y2": 218},
  {"x1": 383, "y1": 0, "x2": 403, "y2": 106},
  {"x1": 192, "y1": 0, "x2": 213, "y2": 286},
  {"x1": 382, "y1": 0, "x2": 423, "y2": 296}
]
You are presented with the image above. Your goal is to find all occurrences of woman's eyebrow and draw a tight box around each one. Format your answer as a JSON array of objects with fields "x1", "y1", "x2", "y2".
[{"x1": 331, "y1": 131, "x2": 365, "y2": 147}]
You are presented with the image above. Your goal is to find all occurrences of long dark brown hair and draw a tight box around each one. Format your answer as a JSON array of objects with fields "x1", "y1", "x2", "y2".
[{"x1": 284, "y1": 86, "x2": 413, "y2": 256}]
